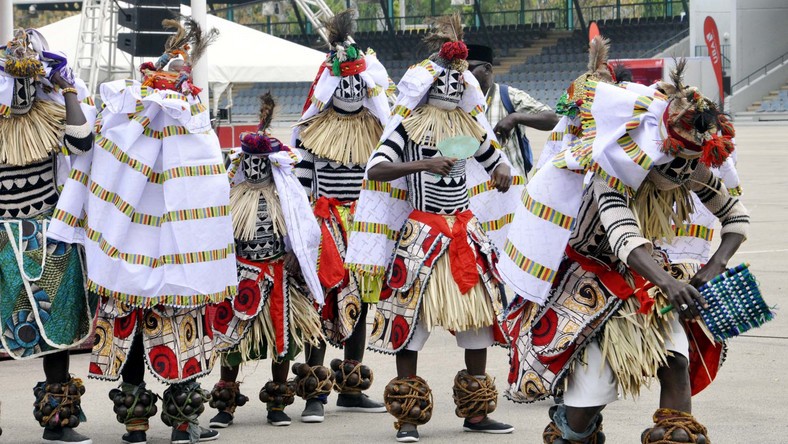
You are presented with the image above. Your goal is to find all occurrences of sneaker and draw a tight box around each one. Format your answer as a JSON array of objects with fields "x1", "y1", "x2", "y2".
[
  {"x1": 208, "y1": 411, "x2": 234, "y2": 428},
  {"x1": 336, "y1": 393, "x2": 386, "y2": 413},
  {"x1": 121, "y1": 431, "x2": 147, "y2": 444},
  {"x1": 301, "y1": 398, "x2": 325, "y2": 423},
  {"x1": 267, "y1": 409, "x2": 292, "y2": 426},
  {"x1": 462, "y1": 417, "x2": 515, "y2": 434},
  {"x1": 170, "y1": 426, "x2": 219, "y2": 443},
  {"x1": 42, "y1": 427, "x2": 93, "y2": 444},
  {"x1": 396, "y1": 428, "x2": 420, "y2": 443}
]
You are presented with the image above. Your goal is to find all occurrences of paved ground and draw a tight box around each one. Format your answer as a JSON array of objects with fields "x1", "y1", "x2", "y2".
[{"x1": 1, "y1": 125, "x2": 786, "y2": 443}]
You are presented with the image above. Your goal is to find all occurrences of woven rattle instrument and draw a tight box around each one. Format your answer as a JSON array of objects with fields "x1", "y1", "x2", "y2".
[{"x1": 661, "y1": 263, "x2": 774, "y2": 342}]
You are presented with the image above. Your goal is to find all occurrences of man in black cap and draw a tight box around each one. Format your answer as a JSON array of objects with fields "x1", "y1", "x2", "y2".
[{"x1": 467, "y1": 44, "x2": 558, "y2": 177}]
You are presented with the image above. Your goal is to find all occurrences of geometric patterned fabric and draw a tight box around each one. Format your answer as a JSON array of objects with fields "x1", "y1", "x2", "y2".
[
  {"x1": 0, "y1": 215, "x2": 95, "y2": 359},
  {"x1": 90, "y1": 295, "x2": 215, "y2": 383}
]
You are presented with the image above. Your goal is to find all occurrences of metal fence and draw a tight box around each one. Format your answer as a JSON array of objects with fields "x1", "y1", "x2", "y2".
[
  {"x1": 695, "y1": 44, "x2": 731, "y2": 72},
  {"x1": 231, "y1": 0, "x2": 689, "y2": 38}
]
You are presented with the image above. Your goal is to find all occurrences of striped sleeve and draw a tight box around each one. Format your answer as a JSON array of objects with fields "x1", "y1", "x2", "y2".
[
  {"x1": 63, "y1": 121, "x2": 93, "y2": 155},
  {"x1": 294, "y1": 140, "x2": 316, "y2": 200},
  {"x1": 593, "y1": 176, "x2": 652, "y2": 264},
  {"x1": 690, "y1": 164, "x2": 750, "y2": 238},
  {"x1": 472, "y1": 134, "x2": 503, "y2": 174},
  {"x1": 368, "y1": 124, "x2": 406, "y2": 168}
]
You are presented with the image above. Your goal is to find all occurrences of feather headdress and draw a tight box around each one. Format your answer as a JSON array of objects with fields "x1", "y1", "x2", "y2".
[
  {"x1": 322, "y1": 9, "x2": 366, "y2": 77},
  {"x1": 425, "y1": 13, "x2": 468, "y2": 71},
  {"x1": 558, "y1": 34, "x2": 616, "y2": 116},
  {"x1": 325, "y1": 9, "x2": 356, "y2": 48},
  {"x1": 423, "y1": 13, "x2": 464, "y2": 52},
  {"x1": 258, "y1": 92, "x2": 275, "y2": 132},
  {"x1": 587, "y1": 35, "x2": 612, "y2": 79},
  {"x1": 161, "y1": 17, "x2": 219, "y2": 66},
  {"x1": 240, "y1": 93, "x2": 287, "y2": 156},
  {"x1": 140, "y1": 16, "x2": 219, "y2": 95}
]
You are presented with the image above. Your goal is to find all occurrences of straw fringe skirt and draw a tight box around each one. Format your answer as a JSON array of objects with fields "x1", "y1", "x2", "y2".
[
  {"x1": 0, "y1": 100, "x2": 65, "y2": 166},
  {"x1": 419, "y1": 256, "x2": 496, "y2": 333},
  {"x1": 368, "y1": 214, "x2": 505, "y2": 354},
  {"x1": 298, "y1": 108, "x2": 382, "y2": 165},
  {"x1": 402, "y1": 104, "x2": 486, "y2": 147}
]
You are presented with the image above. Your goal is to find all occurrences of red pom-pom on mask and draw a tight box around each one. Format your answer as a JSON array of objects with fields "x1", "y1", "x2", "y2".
[
  {"x1": 699, "y1": 134, "x2": 734, "y2": 168},
  {"x1": 439, "y1": 41, "x2": 469, "y2": 61}
]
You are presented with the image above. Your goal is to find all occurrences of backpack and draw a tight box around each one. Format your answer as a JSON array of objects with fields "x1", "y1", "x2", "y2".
[{"x1": 499, "y1": 84, "x2": 534, "y2": 174}]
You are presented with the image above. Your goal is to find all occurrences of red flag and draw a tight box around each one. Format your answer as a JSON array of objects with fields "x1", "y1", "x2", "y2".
[
  {"x1": 703, "y1": 16, "x2": 724, "y2": 102},
  {"x1": 588, "y1": 22, "x2": 600, "y2": 42}
]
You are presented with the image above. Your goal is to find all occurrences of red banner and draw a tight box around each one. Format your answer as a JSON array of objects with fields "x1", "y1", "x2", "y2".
[{"x1": 703, "y1": 16, "x2": 724, "y2": 102}]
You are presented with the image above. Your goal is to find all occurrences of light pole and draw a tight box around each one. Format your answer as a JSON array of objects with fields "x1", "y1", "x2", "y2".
[{"x1": 0, "y1": 0, "x2": 13, "y2": 43}]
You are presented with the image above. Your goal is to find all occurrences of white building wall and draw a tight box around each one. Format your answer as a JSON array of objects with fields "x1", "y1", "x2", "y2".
[
  {"x1": 689, "y1": 0, "x2": 735, "y2": 78},
  {"x1": 733, "y1": 0, "x2": 788, "y2": 82},
  {"x1": 691, "y1": 0, "x2": 788, "y2": 112}
]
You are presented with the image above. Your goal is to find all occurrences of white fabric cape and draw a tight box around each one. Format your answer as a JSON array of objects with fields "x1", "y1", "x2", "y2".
[
  {"x1": 48, "y1": 79, "x2": 237, "y2": 308},
  {"x1": 535, "y1": 114, "x2": 581, "y2": 170},
  {"x1": 497, "y1": 80, "x2": 676, "y2": 304},
  {"x1": 658, "y1": 154, "x2": 742, "y2": 264},
  {"x1": 291, "y1": 51, "x2": 392, "y2": 146},
  {"x1": 226, "y1": 148, "x2": 325, "y2": 305},
  {"x1": 344, "y1": 59, "x2": 524, "y2": 275}
]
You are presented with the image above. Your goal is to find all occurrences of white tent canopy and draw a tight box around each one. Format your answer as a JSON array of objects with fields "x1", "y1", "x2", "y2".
[{"x1": 38, "y1": 10, "x2": 325, "y2": 86}]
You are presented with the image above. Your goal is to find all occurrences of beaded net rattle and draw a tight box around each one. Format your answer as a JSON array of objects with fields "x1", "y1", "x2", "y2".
[{"x1": 695, "y1": 263, "x2": 774, "y2": 342}]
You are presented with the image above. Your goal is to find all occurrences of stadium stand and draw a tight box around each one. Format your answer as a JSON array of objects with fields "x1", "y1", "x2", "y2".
[
  {"x1": 753, "y1": 83, "x2": 788, "y2": 112},
  {"x1": 497, "y1": 16, "x2": 687, "y2": 109},
  {"x1": 219, "y1": 15, "x2": 687, "y2": 120},
  {"x1": 219, "y1": 82, "x2": 312, "y2": 117}
]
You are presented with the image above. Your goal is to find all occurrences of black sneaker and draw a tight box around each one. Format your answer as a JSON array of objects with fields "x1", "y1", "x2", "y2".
[
  {"x1": 301, "y1": 398, "x2": 325, "y2": 423},
  {"x1": 462, "y1": 417, "x2": 515, "y2": 434},
  {"x1": 336, "y1": 393, "x2": 386, "y2": 413},
  {"x1": 267, "y1": 409, "x2": 292, "y2": 426},
  {"x1": 121, "y1": 430, "x2": 147, "y2": 444},
  {"x1": 208, "y1": 411, "x2": 234, "y2": 428},
  {"x1": 42, "y1": 427, "x2": 93, "y2": 444},
  {"x1": 170, "y1": 426, "x2": 219, "y2": 443},
  {"x1": 396, "y1": 428, "x2": 420, "y2": 443}
]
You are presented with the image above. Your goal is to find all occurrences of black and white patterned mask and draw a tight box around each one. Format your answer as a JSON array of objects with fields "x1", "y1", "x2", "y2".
[
  {"x1": 650, "y1": 156, "x2": 699, "y2": 190},
  {"x1": 11, "y1": 78, "x2": 36, "y2": 115},
  {"x1": 242, "y1": 154, "x2": 273, "y2": 184},
  {"x1": 332, "y1": 74, "x2": 366, "y2": 113},
  {"x1": 427, "y1": 69, "x2": 464, "y2": 110}
]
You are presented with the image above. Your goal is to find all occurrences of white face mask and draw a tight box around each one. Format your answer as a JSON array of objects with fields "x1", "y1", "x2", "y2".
[
  {"x1": 11, "y1": 77, "x2": 36, "y2": 115},
  {"x1": 332, "y1": 74, "x2": 366, "y2": 113},
  {"x1": 242, "y1": 154, "x2": 273, "y2": 183},
  {"x1": 427, "y1": 68, "x2": 464, "y2": 110}
]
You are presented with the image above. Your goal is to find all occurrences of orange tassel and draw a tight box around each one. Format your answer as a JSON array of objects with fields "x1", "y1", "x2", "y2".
[
  {"x1": 721, "y1": 135, "x2": 735, "y2": 159},
  {"x1": 700, "y1": 134, "x2": 733, "y2": 168},
  {"x1": 661, "y1": 135, "x2": 684, "y2": 156},
  {"x1": 717, "y1": 115, "x2": 736, "y2": 138}
]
